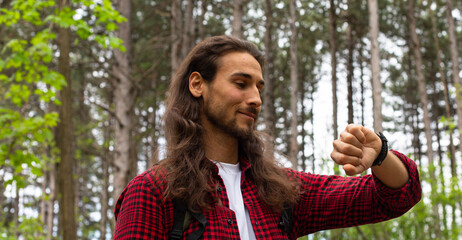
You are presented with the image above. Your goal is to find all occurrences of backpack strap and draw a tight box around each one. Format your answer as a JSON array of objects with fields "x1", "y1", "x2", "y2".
[
  {"x1": 170, "y1": 199, "x2": 187, "y2": 240},
  {"x1": 185, "y1": 211, "x2": 207, "y2": 240},
  {"x1": 278, "y1": 204, "x2": 294, "y2": 236},
  {"x1": 170, "y1": 199, "x2": 207, "y2": 240}
]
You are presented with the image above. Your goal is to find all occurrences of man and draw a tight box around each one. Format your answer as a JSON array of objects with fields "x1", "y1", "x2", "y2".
[{"x1": 114, "y1": 36, "x2": 421, "y2": 239}]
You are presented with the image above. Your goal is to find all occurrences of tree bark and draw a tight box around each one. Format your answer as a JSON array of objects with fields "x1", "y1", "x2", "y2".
[
  {"x1": 181, "y1": 0, "x2": 195, "y2": 58},
  {"x1": 100, "y1": 121, "x2": 110, "y2": 240},
  {"x1": 40, "y1": 170, "x2": 47, "y2": 226},
  {"x1": 13, "y1": 186, "x2": 19, "y2": 238},
  {"x1": 407, "y1": 0, "x2": 439, "y2": 236},
  {"x1": 428, "y1": 2, "x2": 456, "y2": 172},
  {"x1": 446, "y1": 0, "x2": 462, "y2": 170},
  {"x1": 368, "y1": 0, "x2": 383, "y2": 132},
  {"x1": 359, "y1": 40, "x2": 366, "y2": 126},
  {"x1": 171, "y1": 0, "x2": 183, "y2": 76},
  {"x1": 46, "y1": 163, "x2": 56, "y2": 240},
  {"x1": 346, "y1": 6, "x2": 354, "y2": 124},
  {"x1": 57, "y1": 0, "x2": 77, "y2": 239},
  {"x1": 263, "y1": 0, "x2": 276, "y2": 138},
  {"x1": 113, "y1": 0, "x2": 136, "y2": 202},
  {"x1": 289, "y1": 0, "x2": 298, "y2": 169},
  {"x1": 232, "y1": 0, "x2": 246, "y2": 38},
  {"x1": 197, "y1": 0, "x2": 208, "y2": 40},
  {"x1": 407, "y1": 0, "x2": 434, "y2": 169},
  {"x1": 329, "y1": 0, "x2": 339, "y2": 175},
  {"x1": 0, "y1": 167, "x2": 4, "y2": 226},
  {"x1": 149, "y1": 76, "x2": 160, "y2": 167},
  {"x1": 300, "y1": 66, "x2": 308, "y2": 172}
]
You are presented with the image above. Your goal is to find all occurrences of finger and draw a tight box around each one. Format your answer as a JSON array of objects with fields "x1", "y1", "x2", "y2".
[
  {"x1": 345, "y1": 124, "x2": 366, "y2": 143},
  {"x1": 339, "y1": 131, "x2": 363, "y2": 150},
  {"x1": 362, "y1": 128, "x2": 382, "y2": 149},
  {"x1": 330, "y1": 150, "x2": 361, "y2": 166},
  {"x1": 332, "y1": 139, "x2": 363, "y2": 158},
  {"x1": 343, "y1": 164, "x2": 367, "y2": 176}
]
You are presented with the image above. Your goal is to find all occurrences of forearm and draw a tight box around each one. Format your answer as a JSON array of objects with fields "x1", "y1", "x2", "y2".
[{"x1": 371, "y1": 150, "x2": 409, "y2": 189}]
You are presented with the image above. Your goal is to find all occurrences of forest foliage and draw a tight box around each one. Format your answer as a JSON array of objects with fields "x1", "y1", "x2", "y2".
[{"x1": 0, "y1": 0, "x2": 461, "y2": 239}]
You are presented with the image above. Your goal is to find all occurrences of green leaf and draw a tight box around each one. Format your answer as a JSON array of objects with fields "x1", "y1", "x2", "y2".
[
  {"x1": 5, "y1": 84, "x2": 30, "y2": 106},
  {"x1": 106, "y1": 22, "x2": 117, "y2": 31},
  {"x1": 109, "y1": 36, "x2": 125, "y2": 51},
  {"x1": 30, "y1": 166, "x2": 43, "y2": 177}
]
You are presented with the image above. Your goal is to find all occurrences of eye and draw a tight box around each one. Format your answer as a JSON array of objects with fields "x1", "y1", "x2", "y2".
[{"x1": 235, "y1": 81, "x2": 246, "y2": 88}]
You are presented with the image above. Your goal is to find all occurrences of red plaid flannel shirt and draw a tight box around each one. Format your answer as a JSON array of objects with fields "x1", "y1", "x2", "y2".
[{"x1": 114, "y1": 150, "x2": 421, "y2": 239}]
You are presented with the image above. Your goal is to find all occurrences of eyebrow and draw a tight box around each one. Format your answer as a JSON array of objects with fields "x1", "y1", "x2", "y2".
[{"x1": 231, "y1": 72, "x2": 265, "y2": 86}]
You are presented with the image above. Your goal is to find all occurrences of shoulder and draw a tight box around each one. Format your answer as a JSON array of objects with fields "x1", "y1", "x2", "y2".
[
  {"x1": 129, "y1": 165, "x2": 168, "y2": 193},
  {"x1": 114, "y1": 165, "x2": 174, "y2": 239},
  {"x1": 114, "y1": 165, "x2": 168, "y2": 218}
]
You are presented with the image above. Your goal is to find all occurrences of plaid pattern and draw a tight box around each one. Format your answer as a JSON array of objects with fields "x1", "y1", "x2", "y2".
[{"x1": 114, "y1": 150, "x2": 421, "y2": 240}]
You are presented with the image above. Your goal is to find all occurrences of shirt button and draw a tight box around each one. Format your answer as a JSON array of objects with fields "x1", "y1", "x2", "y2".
[
  {"x1": 227, "y1": 219, "x2": 233, "y2": 224},
  {"x1": 217, "y1": 186, "x2": 223, "y2": 191},
  {"x1": 255, "y1": 221, "x2": 259, "y2": 226}
]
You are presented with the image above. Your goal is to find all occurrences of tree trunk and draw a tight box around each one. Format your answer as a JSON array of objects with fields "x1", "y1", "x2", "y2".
[
  {"x1": 232, "y1": 0, "x2": 245, "y2": 38},
  {"x1": 57, "y1": 0, "x2": 77, "y2": 238},
  {"x1": 149, "y1": 77, "x2": 160, "y2": 167},
  {"x1": 407, "y1": 0, "x2": 439, "y2": 236},
  {"x1": 309, "y1": 81, "x2": 316, "y2": 173},
  {"x1": 0, "y1": 167, "x2": 4, "y2": 225},
  {"x1": 197, "y1": 0, "x2": 208, "y2": 40},
  {"x1": 300, "y1": 63, "x2": 307, "y2": 172},
  {"x1": 74, "y1": 155, "x2": 81, "y2": 228},
  {"x1": 181, "y1": 0, "x2": 195, "y2": 58},
  {"x1": 171, "y1": 0, "x2": 183, "y2": 76},
  {"x1": 368, "y1": 0, "x2": 383, "y2": 132},
  {"x1": 329, "y1": 0, "x2": 339, "y2": 175},
  {"x1": 100, "y1": 121, "x2": 110, "y2": 240},
  {"x1": 359, "y1": 40, "x2": 366, "y2": 126},
  {"x1": 263, "y1": 0, "x2": 276, "y2": 138},
  {"x1": 13, "y1": 186, "x2": 19, "y2": 238},
  {"x1": 428, "y1": 2, "x2": 456, "y2": 171},
  {"x1": 289, "y1": 0, "x2": 298, "y2": 170},
  {"x1": 346, "y1": 7, "x2": 354, "y2": 124},
  {"x1": 407, "y1": 0, "x2": 434, "y2": 169},
  {"x1": 113, "y1": 0, "x2": 136, "y2": 202},
  {"x1": 412, "y1": 102, "x2": 422, "y2": 165},
  {"x1": 446, "y1": 0, "x2": 462, "y2": 171},
  {"x1": 40, "y1": 170, "x2": 47, "y2": 226},
  {"x1": 46, "y1": 163, "x2": 56, "y2": 240}
]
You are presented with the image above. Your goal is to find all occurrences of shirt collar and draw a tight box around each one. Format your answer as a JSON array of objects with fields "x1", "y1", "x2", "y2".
[{"x1": 207, "y1": 156, "x2": 252, "y2": 177}]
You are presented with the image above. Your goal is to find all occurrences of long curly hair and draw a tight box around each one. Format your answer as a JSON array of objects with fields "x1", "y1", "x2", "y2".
[{"x1": 160, "y1": 35, "x2": 300, "y2": 212}]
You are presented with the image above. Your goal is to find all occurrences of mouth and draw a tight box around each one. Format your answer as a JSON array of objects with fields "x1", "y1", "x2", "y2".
[
  {"x1": 237, "y1": 108, "x2": 259, "y2": 120},
  {"x1": 239, "y1": 111, "x2": 257, "y2": 120}
]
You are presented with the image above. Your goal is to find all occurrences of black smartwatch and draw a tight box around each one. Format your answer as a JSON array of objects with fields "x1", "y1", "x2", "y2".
[{"x1": 372, "y1": 132, "x2": 388, "y2": 167}]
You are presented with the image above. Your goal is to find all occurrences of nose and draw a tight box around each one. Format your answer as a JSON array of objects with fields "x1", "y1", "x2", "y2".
[{"x1": 247, "y1": 86, "x2": 262, "y2": 108}]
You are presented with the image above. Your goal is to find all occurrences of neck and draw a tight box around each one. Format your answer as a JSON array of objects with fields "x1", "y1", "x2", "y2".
[{"x1": 202, "y1": 126, "x2": 239, "y2": 164}]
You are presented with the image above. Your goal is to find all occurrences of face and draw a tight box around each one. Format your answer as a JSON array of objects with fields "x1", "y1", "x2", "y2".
[{"x1": 201, "y1": 52, "x2": 264, "y2": 140}]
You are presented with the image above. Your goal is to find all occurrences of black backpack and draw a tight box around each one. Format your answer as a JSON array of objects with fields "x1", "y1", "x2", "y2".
[{"x1": 169, "y1": 199, "x2": 293, "y2": 240}]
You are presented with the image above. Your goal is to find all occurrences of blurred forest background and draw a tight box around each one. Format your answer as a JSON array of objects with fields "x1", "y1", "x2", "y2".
[{"x1": 1, "y1": 0, "x2": 461, "y2": 239}]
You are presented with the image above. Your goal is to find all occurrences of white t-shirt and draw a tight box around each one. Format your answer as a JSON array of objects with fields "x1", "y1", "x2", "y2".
[{"x1": 214, "y1": 161, "x2": 257, "y2": 240}]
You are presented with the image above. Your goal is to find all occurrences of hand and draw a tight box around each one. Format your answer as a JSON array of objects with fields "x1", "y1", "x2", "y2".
[{"x1": 330, "y1": 124, "x2": 382, "y2": 176}]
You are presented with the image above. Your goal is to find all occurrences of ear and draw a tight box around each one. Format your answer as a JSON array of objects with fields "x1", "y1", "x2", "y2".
[{"x1": 189, "y1": 72, "x2": 205, "y2": 98}]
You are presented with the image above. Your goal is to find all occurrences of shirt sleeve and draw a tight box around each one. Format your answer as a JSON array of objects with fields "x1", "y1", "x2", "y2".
[
  {"x1": 114, "y1": 172, "x2": 167, "y2": 240},
  {"x1": 292, "y1": 150, "x2": 422, "y2": 237}
]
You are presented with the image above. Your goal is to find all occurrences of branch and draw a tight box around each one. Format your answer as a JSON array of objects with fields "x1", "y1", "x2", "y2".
[{"x1": 89, "y1": 101, "x2": 122, "y2": 126}]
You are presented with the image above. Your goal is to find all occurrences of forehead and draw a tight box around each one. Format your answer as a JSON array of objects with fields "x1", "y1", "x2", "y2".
[{"x1": 215, "y1": 52, "x2": 263, "y2": 78}]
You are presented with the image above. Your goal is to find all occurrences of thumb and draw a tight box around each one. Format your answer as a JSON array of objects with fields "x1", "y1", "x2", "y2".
[{"x1": 343, "y1": 163, "x2": 367, "y2": 176}]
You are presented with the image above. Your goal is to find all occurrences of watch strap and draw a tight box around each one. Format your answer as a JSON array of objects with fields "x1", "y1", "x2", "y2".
[{"x1": 372, "y1": 132, "x2": 388, "y2": 167}]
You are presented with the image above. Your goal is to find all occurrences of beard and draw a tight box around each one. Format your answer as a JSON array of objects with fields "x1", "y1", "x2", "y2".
[{"x1": 203, "y1": 98, "x2": 256, "y2": 140}]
